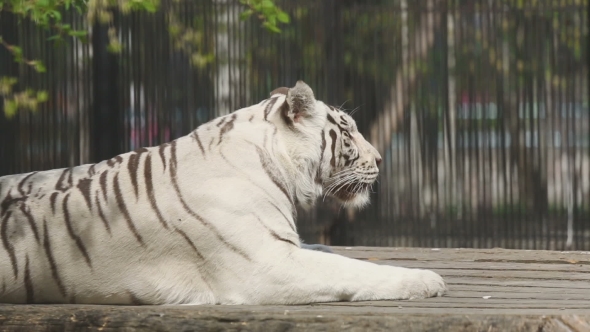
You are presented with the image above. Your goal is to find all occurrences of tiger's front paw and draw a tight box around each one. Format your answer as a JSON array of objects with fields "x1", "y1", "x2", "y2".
[{"x1": 402, "y1": 269, "x2": 447, "y2": 300}]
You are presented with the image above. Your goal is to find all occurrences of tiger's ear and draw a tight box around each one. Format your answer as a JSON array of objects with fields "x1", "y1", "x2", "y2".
[
  {"x1": 270, "y1": 87, "x2": 289, "y2": 97},
  {"x1": 286, "y1": 80, "x2": 316, "y2": 122}
]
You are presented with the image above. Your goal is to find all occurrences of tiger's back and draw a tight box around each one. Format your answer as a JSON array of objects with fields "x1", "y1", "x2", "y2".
[
  {"x1": 1, "y1": 81, "x2": 446, "y2": 305},
  {"x1": 0, "y1": 97, "x2": 300, "y2": 304}
]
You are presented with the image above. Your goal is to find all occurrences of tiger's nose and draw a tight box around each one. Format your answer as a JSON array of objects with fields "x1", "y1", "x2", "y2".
[{"x1": 375, "y1": 156, "x2": 382, "y2": 166}]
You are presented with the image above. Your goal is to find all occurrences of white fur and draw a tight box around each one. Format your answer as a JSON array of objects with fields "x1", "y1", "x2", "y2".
[{"x1": 0, "y1": 81, "x2": 446, "y2": 305}]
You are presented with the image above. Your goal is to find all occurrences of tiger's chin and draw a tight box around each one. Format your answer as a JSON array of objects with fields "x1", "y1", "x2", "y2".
[{"x1": 332, "y1": 182, "x2": 372, "y2": 208}]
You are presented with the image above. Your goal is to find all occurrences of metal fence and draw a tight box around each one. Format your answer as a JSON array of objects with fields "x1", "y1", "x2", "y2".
[{"x1": 1, "y1": 0, "x2": 588, "y2": 250}]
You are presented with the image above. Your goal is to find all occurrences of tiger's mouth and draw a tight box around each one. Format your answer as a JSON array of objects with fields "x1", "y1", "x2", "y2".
[{"x1": 333, "y1": 182, "x2": 371, "y2": 201}]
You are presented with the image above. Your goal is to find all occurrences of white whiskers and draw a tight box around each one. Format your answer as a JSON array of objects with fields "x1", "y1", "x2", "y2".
[{"x1": 322, "y1": 168, "x2": 374, "y2": 202}]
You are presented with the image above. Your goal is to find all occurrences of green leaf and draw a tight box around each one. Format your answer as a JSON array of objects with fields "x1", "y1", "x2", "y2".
[
  {"x1": 69, "y1": 30, "x2": 88, "y2": 37},
  {"x1": 36, "y1": 91, "x2": 49, "y2": 102},
  {"x1": 0, "y1": 76, "x2": 18, "y2": 87},
  {"x1": 262, "y1": 21, "x2": 281, "y2": 33},
  {"x1": 141, "y1": 1, "x2": 158, "y2": 13},
  {"x1": 240, "y1": 9, "x2": 254, "y2": 21},
  {"x1": 107, "y1": 40, "x2": 122, "y2": 53},
  {"x1": 11, "y1": 46, "x2": 23, "y2": 61},
  {"x1": 52, "y1": 10, "x2": 62, "y2": 21},
  {"x1": 36, "y1": 0, "x2": 50, "y2": 8},
  {"x1": 277, "y1": 11, "x2": 290, "y2": 23},
  {"x1": 261, "y1": 0, "x2": 274, "y2": 9},
  {"x1": 267, "y1": 15, "x2": 276, "y2": 26},
  {"x1": 33, "y1": 61, "x2": 46, "y2": 73},
  {"x1": 4, "y1": 100, "x2": 18, "y2": 118}
]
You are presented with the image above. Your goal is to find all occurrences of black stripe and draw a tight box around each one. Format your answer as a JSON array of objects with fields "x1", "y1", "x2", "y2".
[
  {"x1": 158, "y1": 143, "x2": 168, "y2": 171},
  {"x1": 327, "y1": 113, "x2": 348, "y2": 132},
  {"x1": 1, "y1": 193, "x2": 26, "y2": 217},
  {"x1": 218, "y1": 113, "x2": 237, "y2": 145},
  {"x1": 19, "y1": 204, "x2": 40, "y2": 243},
  {"x1": 43, "y1": 219, "x2": 67, "y2": 297},
  {"x1": 268, "y1": 200, "x2": 296, "y2": 232},
  {"x1": 216, "y1": 116, "x2": 227, "y2": 127},
  {"x1": 258, "y1": 99, "x2": 270, "y2": 116},
  {"x1": 329, "y1": 129, "x2": 338, "y2": 167},
  {"x1": 264, "y1": 97, "x2": 279, "y2": 121},
  {"x1": 128, "y1": 152, "x2": 141, "y2": 198},
  {"x1": 169, "y1": 141, "x2": 251, "y2": 261},
  {"x1": 271, "y1": 233, "x2": 298, "y2": 246},
  {"x1": 62, "y1": 194, "x2": 93, "y2": 268},
  {"x1": 345, "y1": 154, "x2": 360, "y2": 167},
  {"x1": 255, "y1": 146, "x2": 293, "y2": 205},
  {"x1": 24, "y1": 255, "x2": 34, "y2": 303},
  {"x1": 144, "y1": 154, "x2": 169, "y2": 229},
  {"x1": 327, "y1": 114, "x2": 338, "y2": 125},
  {"x1": 253, "y1": 214, "x2": 297, "y2": 247},
  {"x1": 17, "y1": 172, "x2": 37, "y2": 196},
  {"x1": 56, "y1": 168, "x2": 73, "y2": 192},
  {"x1": 279, "y1": 100, "x2": 293, "y2": 127},
  {"x1": 113, "y1": 173, "x2": 144, "y2": 246},
  {"x1": 191, "y1": 131, "x2": 206, "y2": 156},
  {"x1": 99, "y1": 171, "x2": 109, "y2": 202},
  {"x1": 1, "y1": 211, "x2": 18, "y2": 278},
  {"x1": 134, "y1": 147, "x2": 149, "y2": 154},
  {"x1": 208, "y1": 137, "x2": 215, "y2": 151},
  {"x1": 316, "y1": 130, "x2": 327, "y2": 184},
  {"x1": 88, "y1": 164, "x2": 97, "y2": 176},
  {"x1": 50, "y1": 192, "x2": 59, "y2": 214},
  {"x1": 107, "y1": 155, "x2": 123, "y2": 167},
  {"x1": 95, "y1": 193, "x2": 112, "y2": 234},
  {"x1": 174, "y1": 228, "x2": 205, "y2": 260},
  {"x1": 77, "y1": 178, "x2": 93, "y2": 211}
]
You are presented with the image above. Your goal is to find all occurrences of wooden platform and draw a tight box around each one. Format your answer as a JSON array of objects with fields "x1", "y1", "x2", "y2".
[{"x1": 1, "y1": 247, "x2": 589, "y2": 331}]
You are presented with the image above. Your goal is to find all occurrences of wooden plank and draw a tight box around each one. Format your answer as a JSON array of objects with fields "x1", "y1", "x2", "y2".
[
  {"x1": 321, "y1": 299, "x2": 590, "y2": 308},
  {"x1": 335, "y1": 247, "x2": 590, "y2": 263},
  {"x1": 1, "y1": 304, "x2": 589, "y2": 331},
  {"x1": 441, "y1": 290, "x2": 589, "y2": 300},
  {"x1": 0, "y1": 305, "x2": 582, "y2": 331},
  {"x1": 450, "y1": 284, "x2": 590, "y2": 295},
  {"x1": 370, "y1": 260, "x2": 590, "y2": 272},
  {"x1": 1, "y1": 247, "x2": 589, "y2": 331},
  {"x1": 448, "y1": 278, "x2": 590, "y2": 289},
  {"x1": 433, "y1": 269, "x2": 590, "y2": 280}
]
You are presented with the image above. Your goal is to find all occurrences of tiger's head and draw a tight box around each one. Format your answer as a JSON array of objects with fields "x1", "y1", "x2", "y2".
[
  {"x1": 272, "y1": 81, "x2": 381, "y2": 209},
  {"x1": 321, "y1": 104, "x2": 382, "y2": 208}
]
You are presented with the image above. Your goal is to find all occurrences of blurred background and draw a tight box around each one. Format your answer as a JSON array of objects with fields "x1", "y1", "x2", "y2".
[{"x1": 0, "y1": 0, "x2": 588, "y2": 250}]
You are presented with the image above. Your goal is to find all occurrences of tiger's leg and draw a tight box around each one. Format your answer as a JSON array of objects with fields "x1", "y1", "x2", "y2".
[{"x1": 245, "y1": 244, "x2": 446, "y2": 305}]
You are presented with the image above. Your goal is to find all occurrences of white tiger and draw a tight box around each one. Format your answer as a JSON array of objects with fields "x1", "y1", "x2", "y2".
[{"x1": 0, "y1": 81, "x2": 446, "y2": 305}]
